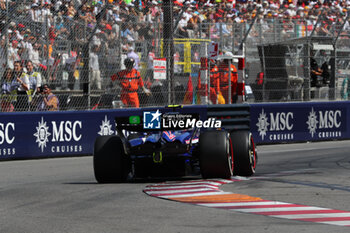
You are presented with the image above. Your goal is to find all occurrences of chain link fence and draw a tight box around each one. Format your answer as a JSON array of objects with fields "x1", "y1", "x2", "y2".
[{"x1": 1, "y1": 2, "x2": 350, "y2": 112}]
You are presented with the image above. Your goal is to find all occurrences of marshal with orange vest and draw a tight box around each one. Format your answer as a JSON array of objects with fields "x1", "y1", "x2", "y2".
[
  {"x1": 215, "y1": 52, "x2": 245, "y2": 104},
  {"x1": 111, "y1": 58, "x2": 151, "y2": 108}
]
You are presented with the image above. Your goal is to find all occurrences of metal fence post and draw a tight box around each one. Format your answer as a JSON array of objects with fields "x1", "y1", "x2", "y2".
[
  {"x1": 273, "y1": 18, "x2": 277, "y2": 43},
  {"x1": 4, "y1": 0, "x2": 8, "y2": 70},
  {"x1": 232, "y1": 22, "x2": 235, "y2": 54},
  {"x1": 304, "y1": 43, "x2": 310, "y2": 101},
  {"x1": 163, "y1": 0, "x2": 174, "y2": 105},
  {"x1": 219, "y1": 22, "x2": 223, "y2": 51},
  {"x1": 228, "y1": 59, "x2": 232, "y2": 104},
  {"x1": 46, "y1": 14, "x2": 51, "y2": 86}
]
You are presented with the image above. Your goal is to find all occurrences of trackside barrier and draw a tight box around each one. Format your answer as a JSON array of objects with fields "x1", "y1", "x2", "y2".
[
  {"x1": 0, "y1": 102, "x2": 349, "y2": 160},
  {"x1": 251, "y1": 101, "x2": 349, "y2": 144}
]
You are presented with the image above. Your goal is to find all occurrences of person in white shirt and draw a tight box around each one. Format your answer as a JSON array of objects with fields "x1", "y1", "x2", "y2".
[
  {"x1": 183, "y1": 8, "x2": 193, "y2": 22},
  {"x1": 29, "y1": 4, "x2": 42, "y2": 23},
  {"x1": 41, "y1": 2, "x2": 53, "y2": 35},
  {"x1": 41, "y1": 3, "x2": 52, "y2": 24},
  {"x1": 12, "y1": 60, "x2": 30, "y2": 111},
  {"x1": 28, "y1": 43, "x2": 41, "y2": 69},
  {"x1": 127, "y1": 46, "x2": 140, "y2": 71},
  {"x1": 20, "y1": 33, "x2": 33, "y2": 62},
  {"x1": 8, "y1": 40, "x2": 20, "y2": 69},
  {"x1": 177, "y1": 15, "x2": 189, "y2": 38},
  {"x1": 92, "y1": 29, "x2": 102, "y2": 47},
  {"x1": 89, "y1": 45, "x2": 101, "y2": 90}
]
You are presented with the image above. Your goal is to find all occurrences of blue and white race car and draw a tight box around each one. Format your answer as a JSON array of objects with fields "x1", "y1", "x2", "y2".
[{"x1": 93, "y1": 105, "x2": 257, "y2": 183}]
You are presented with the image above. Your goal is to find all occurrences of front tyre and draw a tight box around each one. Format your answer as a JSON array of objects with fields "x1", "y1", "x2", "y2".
[
  {"x1": 230, "y1": 131, "x2": 257, "y2": 176},
  {"x1": 94, "y1": 136, "x2": 131, "y2": 183}
]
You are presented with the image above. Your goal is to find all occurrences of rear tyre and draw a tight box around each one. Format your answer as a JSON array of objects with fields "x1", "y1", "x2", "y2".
[
  {"x1": 230, "y1": 131, "x2": 257, "y2": 176},
  {"x1": 94, "y1": 136, "x2": 131, "y2": 183},
  {"x1": 199, "y1": 130, "x2": 233, "y2": 179}
]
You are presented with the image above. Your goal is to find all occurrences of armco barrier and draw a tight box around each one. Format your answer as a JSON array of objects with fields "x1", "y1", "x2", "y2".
[{"x1": 0, "y1": 102, "x2": 349, "y2": 160}]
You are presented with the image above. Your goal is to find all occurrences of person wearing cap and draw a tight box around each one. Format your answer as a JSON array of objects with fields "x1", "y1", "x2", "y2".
[
  {"x1": 16, "y1": 24, "x2": 26, "y2": 41},
  {"x1": 41, "y1": 2, "x2": 52, "y2": 23},
  {"x1": 36, "y1": 84, "x2": 59, "y2": 111},
  {"x1": 29, "y1": 3, "x2": 41, "y2": 23},
  {"x1": 187, "y1": 11, "x2": 201, "y2": 37},
  {"x1": 79, "y1": 4, "x2": 96, "y2": 25},
  {"x1": 183, "y1": 7, "x2": 193, "y2": 21},
  {"x1": 127, "y1": 46, "x2": 140, "y2": 70},
  {"x1": 217, "y1": 52, "x2": 238, "y2": 104},
  {"x1": 110, "y1": 58, "x2": 150, "y2": 108},
  {"x1": 9, "y1": 21, "x2": 16, "y2": 29}
]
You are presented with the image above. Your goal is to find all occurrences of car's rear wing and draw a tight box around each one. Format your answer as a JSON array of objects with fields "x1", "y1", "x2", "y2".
[
  {"x1": 207, "y1": 104, "x2": 250, "y2": 131},
  {"x1": 114, "y1": 104, "x2": 251, "y2": 132}
]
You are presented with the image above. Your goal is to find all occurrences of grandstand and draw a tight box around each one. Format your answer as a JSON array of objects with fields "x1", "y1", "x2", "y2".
[{"x1": 1, "y1": 0, "x2": 350, "y2": 111}]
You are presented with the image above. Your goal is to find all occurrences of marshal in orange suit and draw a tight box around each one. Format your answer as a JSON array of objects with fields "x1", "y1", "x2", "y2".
[{"x1": 111, "y1": 58, "x2": 150, "y2": 108}]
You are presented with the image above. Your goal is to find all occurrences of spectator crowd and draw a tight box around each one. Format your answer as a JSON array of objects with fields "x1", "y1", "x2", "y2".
[{"x1": 1, "y1": 0, "x2": 350, "y2": 111}]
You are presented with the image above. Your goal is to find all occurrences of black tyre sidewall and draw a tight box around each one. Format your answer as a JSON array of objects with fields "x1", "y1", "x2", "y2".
[
  {"x1": 94, "y1": 136, "x2": 130, "y2": 183},
  {"x1": 230, "y1": 131, "x2": 256, "y2": 176},
  {"x1": 199, "y1": 130, "x2": 232, "y2": 179}
]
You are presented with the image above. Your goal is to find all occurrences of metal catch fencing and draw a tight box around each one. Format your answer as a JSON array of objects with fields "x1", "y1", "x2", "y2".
[{"x1": 1, "y1": 2, "x2": 350, "y2": 112}]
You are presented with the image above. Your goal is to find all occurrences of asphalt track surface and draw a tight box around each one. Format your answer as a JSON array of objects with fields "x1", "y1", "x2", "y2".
[{"x1": 1, "y1": 141, "x2": 350, "y2": 233}]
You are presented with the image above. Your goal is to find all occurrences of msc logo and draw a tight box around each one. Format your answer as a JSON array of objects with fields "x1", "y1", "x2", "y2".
[
  {"x1": 143, "y1": 110, "x2": 161, "y2": 129},
  {"x1": 256, "y1": 109, "x2": 294, "y2": 140},
  {"x1": 306, "y1": 108, "x2": 342, "y2": 138},
  {"x1": 34, "y1": 117, "x2": 82, "y2": 152},
  {"x1": 98, "y1": 115, "x2": 114, "y2": 136}
]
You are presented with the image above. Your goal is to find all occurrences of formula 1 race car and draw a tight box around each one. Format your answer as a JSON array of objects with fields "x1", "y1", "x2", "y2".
[{"x1": 93, "y1": 105, "x2": 257, "y2": 183}]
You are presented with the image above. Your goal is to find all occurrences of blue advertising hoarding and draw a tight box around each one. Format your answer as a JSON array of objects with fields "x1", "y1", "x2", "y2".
[
  {"x1": 0, "y1": 102, "x2": 349, "y2": 160},
  {"x1": 0, "y1": 110, "x2": 115, "y2": 159},
  {"x1": 250, "y1": 101, "x2": 349, "y2": 144}
]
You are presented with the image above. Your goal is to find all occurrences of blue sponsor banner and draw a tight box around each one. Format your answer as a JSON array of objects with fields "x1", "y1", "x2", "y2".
[
  {"x1": 0, "y1": 110, "x2": 113, "y2": 159},
  {"x1": 250, "y1": 101, "x2": 349, "y2": 144},
  {"x1": 1, "y1": 102, "x2": 350, "y2": 160}
]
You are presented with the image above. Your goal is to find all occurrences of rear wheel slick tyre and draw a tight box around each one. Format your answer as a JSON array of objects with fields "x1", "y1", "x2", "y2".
[
  {"x1": 231, "y1": 131, "x2": 257, "y2": 176},
  {"x1": 94, "y1": 136, "x2": 131, "y2": 183},
  {"x1": 199, "y1": 130, "x2": 233, "y2": 179}
]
